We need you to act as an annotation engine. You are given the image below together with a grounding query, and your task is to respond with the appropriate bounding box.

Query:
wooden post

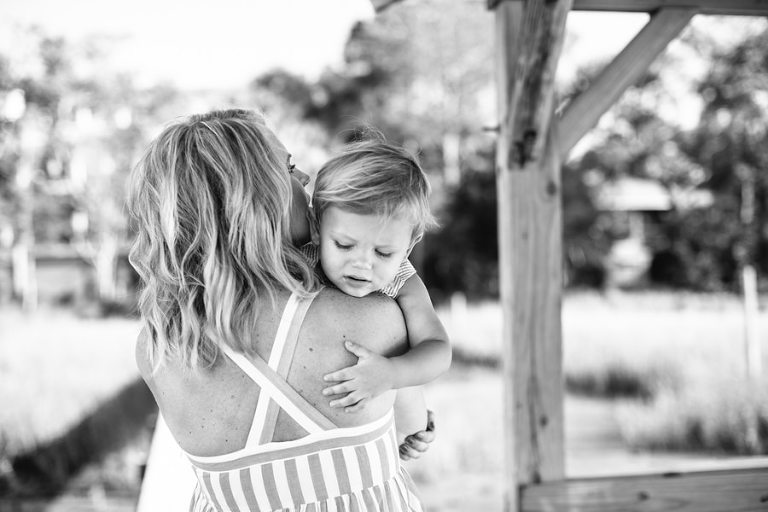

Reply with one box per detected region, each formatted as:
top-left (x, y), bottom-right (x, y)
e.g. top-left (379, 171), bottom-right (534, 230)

top-left (492, 1), bottom-right (570, 510)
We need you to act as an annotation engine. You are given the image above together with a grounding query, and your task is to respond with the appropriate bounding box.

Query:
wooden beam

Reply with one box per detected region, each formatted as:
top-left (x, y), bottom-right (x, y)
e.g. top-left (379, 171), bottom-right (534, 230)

top-left (490, 1), bottom-right (768, 17)
top-left (368, 0), bottom-right (406, 13)
top-left (493, 1), bottom-right (569, 510)
top-left (522, 467), bottom-right (768, 511)
top-left (557, 7), bottom-right (694, 158)
top-left (571, 0), bottom-right (768, 15)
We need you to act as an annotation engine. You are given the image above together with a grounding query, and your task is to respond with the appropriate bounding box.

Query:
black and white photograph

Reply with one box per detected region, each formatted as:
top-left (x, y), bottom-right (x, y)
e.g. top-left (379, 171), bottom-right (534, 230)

top-left (1, 1), bottom-right (767, 511)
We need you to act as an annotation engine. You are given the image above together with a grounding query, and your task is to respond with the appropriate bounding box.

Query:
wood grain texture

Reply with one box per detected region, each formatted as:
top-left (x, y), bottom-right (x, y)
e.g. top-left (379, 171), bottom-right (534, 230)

top-left (572, 0), bottom-right (768, 15)
top-left (499, 0), bottom-right (572, 170)
top-left (494, 2), bottom-right (569, 510)
top-left (557, 7), bottom-right (694, 158)
top-left (489, 0), bottom-right (768, 15)
top-left (368, 0), bottom-right (406, 13)
top-left (522, 468), bottom-right (768, 512)
top-left (494, 5), bottom-right (525, 509)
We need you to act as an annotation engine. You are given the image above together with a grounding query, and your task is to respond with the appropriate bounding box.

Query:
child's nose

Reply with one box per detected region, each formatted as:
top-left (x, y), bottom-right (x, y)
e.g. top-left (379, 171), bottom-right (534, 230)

top-left (352, 251), bottom-right (373, 269)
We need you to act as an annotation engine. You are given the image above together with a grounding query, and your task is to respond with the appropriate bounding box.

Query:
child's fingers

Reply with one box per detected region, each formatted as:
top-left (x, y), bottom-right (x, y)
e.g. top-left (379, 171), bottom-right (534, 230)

top-left (329, 393), bottom-right (362, 409)
top-left (343, 341), bottom-right (373, 359)
top-left (399, 444), bottom-right (421, 460)
top-left (323, 369), bottom-right (351, 383)
top-left (344, 400), bottom-right (367, 413)
top-left (403, 437), bottom-right (429, 452)
top-left (322, 382), bottom-right (355, 396)
top-left (413, 430), bottom-right (435, 443)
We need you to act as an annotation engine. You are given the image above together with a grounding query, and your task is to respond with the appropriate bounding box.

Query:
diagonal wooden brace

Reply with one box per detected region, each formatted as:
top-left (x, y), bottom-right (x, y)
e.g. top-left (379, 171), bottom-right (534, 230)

top-left (557, 7), bottom-right (695, 158)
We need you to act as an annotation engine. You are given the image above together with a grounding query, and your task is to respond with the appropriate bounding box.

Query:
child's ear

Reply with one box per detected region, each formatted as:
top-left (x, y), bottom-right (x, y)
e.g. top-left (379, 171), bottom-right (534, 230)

top-left (406, 233), bottom-right (422, 257)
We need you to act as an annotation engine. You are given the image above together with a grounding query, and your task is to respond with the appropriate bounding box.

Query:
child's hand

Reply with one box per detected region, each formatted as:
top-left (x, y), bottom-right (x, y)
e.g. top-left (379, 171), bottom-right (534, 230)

top-left (399, 410), bottom-right (436, 461)
top-left (322, 341), bottom-right (395, 412)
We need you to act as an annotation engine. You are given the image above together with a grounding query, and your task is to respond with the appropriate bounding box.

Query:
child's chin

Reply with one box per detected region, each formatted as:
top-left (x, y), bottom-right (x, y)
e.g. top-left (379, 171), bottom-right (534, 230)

top-left (337, 283), bottom-right (373, 298)
top-left (343, 288), bottom-right (371, 298)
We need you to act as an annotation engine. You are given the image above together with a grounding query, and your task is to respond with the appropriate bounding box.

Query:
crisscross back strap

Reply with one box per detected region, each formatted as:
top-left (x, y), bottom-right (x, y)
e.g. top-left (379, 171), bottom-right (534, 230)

top-left (243, 293), bottom-right (300, 444)
top-left (219, 292), bottom-right (336, 448)
top-left (220, 344), bottom-right (335, 434)
top-left (258, 291), bottom-right (321, 444)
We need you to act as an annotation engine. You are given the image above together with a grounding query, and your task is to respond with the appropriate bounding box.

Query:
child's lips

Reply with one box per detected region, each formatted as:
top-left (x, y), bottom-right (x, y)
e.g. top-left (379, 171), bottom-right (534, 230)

top-left (345, 275), bottom-right (371, 286)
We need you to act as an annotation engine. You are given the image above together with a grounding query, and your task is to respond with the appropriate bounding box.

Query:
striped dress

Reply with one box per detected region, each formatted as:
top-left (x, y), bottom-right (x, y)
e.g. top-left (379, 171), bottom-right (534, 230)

top-left (185, 292), bottom-right (424, 512)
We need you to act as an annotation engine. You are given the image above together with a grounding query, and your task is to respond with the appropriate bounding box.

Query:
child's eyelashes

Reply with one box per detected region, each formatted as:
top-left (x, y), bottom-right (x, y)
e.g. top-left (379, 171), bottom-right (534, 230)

top-left (331, 240), bottom-right (395, 258)
top-left (334, 241), bottom-right (353, 250)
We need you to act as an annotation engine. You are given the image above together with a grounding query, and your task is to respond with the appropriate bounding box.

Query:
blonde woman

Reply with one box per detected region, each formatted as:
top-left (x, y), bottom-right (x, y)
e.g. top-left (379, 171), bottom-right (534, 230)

top-left (129, 109), bottom-right (432, 511)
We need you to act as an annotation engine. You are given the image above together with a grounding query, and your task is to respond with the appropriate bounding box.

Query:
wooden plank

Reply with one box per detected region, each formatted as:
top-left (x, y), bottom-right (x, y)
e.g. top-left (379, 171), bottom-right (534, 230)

top-left (522, 467), bottom-right (768, 511)
top-left (368, 0), bottom-right (405, 13)
top-left (571, 0), bottom-right (768, 16)
top-left (557, 7), bottom-right (694, 158)
top-left (490, 0), bottom-right (768, 16)
top-left (494, 4), bottom-right (524, 509)
top-left (493, 1), bottom-right (569, 510)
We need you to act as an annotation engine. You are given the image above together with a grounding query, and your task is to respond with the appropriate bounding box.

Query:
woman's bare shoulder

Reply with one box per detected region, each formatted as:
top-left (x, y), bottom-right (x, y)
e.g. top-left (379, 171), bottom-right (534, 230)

top-left (310, 288), bottom-right (408, 356)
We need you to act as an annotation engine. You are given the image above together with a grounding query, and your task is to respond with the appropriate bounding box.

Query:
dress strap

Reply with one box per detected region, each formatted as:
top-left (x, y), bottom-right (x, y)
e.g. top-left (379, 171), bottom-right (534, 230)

top-left (220, 344), bottom-right (335, 437)
top-left (219, 291), bottom-right (337, 447)
top-left (258, 291), bottom-right (321, 444)
top-left (246, 292), bottom-right (299, 444)
top-left (267, 293), bottom-right (300, 370)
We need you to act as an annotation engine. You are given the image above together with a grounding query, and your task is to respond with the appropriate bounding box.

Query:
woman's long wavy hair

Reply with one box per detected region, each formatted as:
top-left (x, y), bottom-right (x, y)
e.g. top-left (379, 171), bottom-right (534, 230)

top-left (127, 109), bottom-right (317, 369)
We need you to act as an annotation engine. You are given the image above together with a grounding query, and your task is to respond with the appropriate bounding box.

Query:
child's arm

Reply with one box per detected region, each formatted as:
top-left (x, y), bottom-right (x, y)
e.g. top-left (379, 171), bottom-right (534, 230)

top-left (390, 273), bottom-right (452, 384)
top-left (322, 274), bottom-right (451, 412)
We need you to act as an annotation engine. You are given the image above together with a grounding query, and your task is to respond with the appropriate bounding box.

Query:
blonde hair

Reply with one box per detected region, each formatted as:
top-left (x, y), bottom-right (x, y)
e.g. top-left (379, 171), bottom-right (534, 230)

top-left (312, 139), bottom-right (437, 242)
top-left (127, 109), bottom-right (317, 369)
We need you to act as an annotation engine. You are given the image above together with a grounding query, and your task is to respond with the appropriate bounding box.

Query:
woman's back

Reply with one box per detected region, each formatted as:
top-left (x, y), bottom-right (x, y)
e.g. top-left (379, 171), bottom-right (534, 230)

top-left (138, 287), bottom-right (409, 456)
top-left (139, 288), bottom-right (423, 511)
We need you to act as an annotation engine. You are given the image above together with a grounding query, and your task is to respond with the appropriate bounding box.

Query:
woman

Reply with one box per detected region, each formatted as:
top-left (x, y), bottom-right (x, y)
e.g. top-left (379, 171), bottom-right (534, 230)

top-left (128, 109), bottom-right (432, 511)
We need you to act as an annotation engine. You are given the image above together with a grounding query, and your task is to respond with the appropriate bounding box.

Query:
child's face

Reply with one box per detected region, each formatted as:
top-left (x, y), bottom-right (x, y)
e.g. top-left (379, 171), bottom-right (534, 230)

top-left (316, 206), bottom-right (413, 298)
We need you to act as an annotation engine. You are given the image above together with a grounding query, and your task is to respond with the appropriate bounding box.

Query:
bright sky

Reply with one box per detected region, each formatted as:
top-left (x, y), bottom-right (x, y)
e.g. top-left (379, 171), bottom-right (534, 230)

top-left (0, 0), bottom-right (765, 100)
top-left (0, 0), bottom-right (375, 90)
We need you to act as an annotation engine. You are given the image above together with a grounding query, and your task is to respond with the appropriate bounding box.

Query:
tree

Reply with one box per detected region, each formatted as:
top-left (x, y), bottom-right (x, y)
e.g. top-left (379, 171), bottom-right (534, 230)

top-left (685, 28), bottom-right (768, 288)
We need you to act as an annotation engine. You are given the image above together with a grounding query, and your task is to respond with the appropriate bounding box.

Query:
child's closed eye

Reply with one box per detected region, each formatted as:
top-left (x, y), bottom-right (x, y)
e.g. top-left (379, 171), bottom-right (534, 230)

top-left (334, 241), bottom-right (353, 250)
top-left (375, 250), bottom-right (394, 259)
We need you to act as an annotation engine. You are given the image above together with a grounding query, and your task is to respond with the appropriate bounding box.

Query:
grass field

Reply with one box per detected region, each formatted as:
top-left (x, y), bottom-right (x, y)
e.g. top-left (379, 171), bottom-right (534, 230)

top-left (0, 307), bottom-right (149, 498)
top-left (0, 309), bottom-right (141, 457)
top-left (1, 290), bottom-right (767, 508)
top-left (441, 290), bottom-right (768, 453)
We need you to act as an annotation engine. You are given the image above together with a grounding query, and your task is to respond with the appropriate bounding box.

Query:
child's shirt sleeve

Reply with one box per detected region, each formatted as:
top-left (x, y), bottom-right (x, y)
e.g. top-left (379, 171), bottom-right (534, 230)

top-left (379, 259), bottom-right (417, 298)
top-left (300, 243), bottom-right (319, 266)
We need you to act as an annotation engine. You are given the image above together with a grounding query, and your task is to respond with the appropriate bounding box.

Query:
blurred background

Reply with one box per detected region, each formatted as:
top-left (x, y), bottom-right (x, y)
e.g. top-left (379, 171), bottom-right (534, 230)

top-left (0, 1), bottom-right (767, 510)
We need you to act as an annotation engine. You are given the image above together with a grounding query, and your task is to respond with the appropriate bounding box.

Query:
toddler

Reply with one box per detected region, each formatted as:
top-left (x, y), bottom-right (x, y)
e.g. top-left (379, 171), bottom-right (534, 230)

top-left (302, 140), bottom-right (452, 412)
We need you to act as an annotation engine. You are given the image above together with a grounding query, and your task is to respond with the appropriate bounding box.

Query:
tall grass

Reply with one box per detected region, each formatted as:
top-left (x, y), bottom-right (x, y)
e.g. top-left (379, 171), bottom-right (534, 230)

top-left (439, 290), bottom-right (768, 454)
top-left (0, 307), bottom-right (148, 496)
top-left (0, 308), bottom-right (141, 455)
top-left (617, 378), bottom-right (768, 455)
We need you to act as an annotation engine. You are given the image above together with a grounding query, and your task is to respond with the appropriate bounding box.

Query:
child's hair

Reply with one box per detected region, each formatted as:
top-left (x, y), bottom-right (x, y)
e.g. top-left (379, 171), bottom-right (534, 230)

top-left (312, 139), bottom-right (437, 242)
top-left (127, 108), bottom-right (318, 369)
